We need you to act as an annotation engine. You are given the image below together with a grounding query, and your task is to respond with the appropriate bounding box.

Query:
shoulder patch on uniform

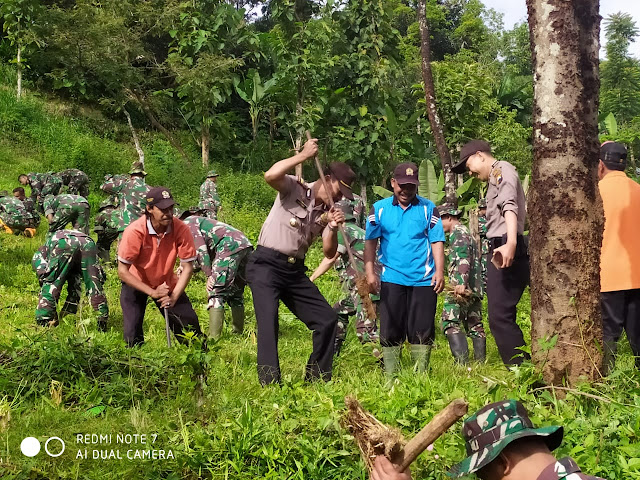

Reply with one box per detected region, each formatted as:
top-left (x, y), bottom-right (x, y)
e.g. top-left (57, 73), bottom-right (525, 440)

top-left (491, 166), bottom-right (503, 186)
top-left (368, 206), bottom-right (376, 225)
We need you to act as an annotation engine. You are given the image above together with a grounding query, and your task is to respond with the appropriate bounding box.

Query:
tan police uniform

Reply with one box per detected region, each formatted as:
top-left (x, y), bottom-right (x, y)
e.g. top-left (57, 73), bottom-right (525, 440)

top-left (247, 175), bottom-right (338, 385)
top-left (485, 159), bottom-right (530, 366)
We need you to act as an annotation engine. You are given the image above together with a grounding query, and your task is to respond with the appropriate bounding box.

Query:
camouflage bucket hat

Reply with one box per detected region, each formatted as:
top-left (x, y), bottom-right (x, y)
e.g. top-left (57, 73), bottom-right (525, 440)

top-left (438, 202), bottom-right (462, 217)
top-left (206, 169), bottom-right (219, 177)
top-left (129, 161), bottom-right (147, 176)
top-left (335, 199), bottom-right (356, 222)
top-left (448, 400), bottom-right (563, 478)
top-left (0, 190), bottom-right (9, 197)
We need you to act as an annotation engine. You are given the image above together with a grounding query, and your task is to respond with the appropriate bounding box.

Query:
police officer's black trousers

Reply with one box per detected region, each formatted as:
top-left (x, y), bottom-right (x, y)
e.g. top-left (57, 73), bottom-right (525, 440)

top-left (601, 289), bottom-right (640, 368)
top-left (246, 247), bottom-right (338, 386)
top-left (486, 248), bottom-right (530, 366)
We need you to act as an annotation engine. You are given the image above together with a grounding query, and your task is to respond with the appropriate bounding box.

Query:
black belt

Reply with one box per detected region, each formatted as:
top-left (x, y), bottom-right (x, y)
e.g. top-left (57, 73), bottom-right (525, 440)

top-left (488, 234), bottom-right (529, 256)
top-left (255, 246), bottom-right (305, 265)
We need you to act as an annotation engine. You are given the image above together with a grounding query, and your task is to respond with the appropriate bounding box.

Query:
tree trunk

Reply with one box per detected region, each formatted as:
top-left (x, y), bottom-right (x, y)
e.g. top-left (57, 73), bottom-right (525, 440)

top-left (126, 89), bottom-right (190, 163)
top-left (124, 107), bottom-right (145, 165)
top-left (360, 179), bottom-right (368, 207)
top-left (17, 45), bottom-right (22, 100)
top-left (526, 0), bottom-right (603, 385)
top-left (201, 120), bottom-right (210, 167)
top-left (417, 0), bottom-right (455, 205)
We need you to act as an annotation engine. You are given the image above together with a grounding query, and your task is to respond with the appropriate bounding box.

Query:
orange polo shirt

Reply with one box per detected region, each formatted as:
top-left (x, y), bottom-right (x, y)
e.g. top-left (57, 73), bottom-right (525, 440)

top-left (599, 171), bottom-right (640, 292)
top-left (118, 215), bottom-right (197, 290)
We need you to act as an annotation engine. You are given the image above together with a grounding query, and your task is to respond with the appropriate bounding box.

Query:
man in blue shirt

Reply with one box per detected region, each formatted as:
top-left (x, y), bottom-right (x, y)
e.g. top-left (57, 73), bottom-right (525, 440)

top-left (364, 162), bottom-right (445, 382)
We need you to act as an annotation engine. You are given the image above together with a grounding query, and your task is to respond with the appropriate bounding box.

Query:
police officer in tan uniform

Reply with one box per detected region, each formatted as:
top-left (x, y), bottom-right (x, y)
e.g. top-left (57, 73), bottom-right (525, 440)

top-left (246, 138), bottom-right (354, 385)
top-left (452, 140), bottom-right (529, 366)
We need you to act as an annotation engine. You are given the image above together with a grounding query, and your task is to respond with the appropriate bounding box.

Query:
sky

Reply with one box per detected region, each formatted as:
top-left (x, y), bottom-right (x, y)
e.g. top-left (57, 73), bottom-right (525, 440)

top-left (482, 0), bottom-right (640, 59)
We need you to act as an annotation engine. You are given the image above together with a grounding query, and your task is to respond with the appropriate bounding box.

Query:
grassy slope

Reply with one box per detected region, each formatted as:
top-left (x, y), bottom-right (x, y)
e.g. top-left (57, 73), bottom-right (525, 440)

top-left (0, 78), bottom-right (639, 480)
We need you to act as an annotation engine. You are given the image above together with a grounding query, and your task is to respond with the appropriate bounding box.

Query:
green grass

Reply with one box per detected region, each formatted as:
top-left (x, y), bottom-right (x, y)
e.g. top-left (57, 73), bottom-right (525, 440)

top-left (0, 70), bottom-right (639, 480)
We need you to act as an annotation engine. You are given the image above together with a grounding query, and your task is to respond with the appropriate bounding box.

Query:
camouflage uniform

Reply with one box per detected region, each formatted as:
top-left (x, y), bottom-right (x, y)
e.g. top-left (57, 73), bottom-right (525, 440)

top-left (442, 223), bottom-right (485, 338)
top-left (478, 205), bottom-right (488, 293)
top-left (94, 198), bottom-right (119, 260)
top-left (19, 196), bottom-right (40, 228)
top-left (198, 174), bottom-right (221, 220)
top-left (44, 194), bottom-right (90, 236)
top-left (100, 171), bottom-right (150, 232)
top-left (182, 215), bottom-right (252, 308)
top-left (32, 230), bottom-right (109, 329)
top-left (0, 193), bottom-right (33, 234)
top-left (26, 172), bottom-right (63, 212)
top-left (449, 399), bottom-right (604, 480)
top-left (331, 219), bottom-right (381, 356)
top-left (338, 193), bottom-right (366, 229)
top-left (58, 168), bottom-right (90, 198)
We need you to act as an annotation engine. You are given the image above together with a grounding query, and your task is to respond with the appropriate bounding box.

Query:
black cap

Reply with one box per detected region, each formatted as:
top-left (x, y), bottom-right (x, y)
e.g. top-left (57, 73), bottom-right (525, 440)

top-left (452, 140), bottom-right (492, 174)
top-left (179, 207), bottom-right (206, 220)
top-left (328, 162), bottom-right (356, 200)
top-left (600, 141), bottom-right (627, 171)
top-left (393, 162), bottom-right (419, 185)
top-left (146, 186), bottom-right (175, 210)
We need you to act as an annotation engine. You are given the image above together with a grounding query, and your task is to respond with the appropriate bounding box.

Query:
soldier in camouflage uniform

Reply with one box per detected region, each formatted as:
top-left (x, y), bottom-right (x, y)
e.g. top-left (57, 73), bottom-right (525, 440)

top-left (57, 168), bottom-right (90, 198)
top-left (43, 193), bottom-right (90, 237)
top-left (438, 203), bottom-right (485, 364)
top-left (100, 162), bottom-right (150, 232)
top-left (32, 230), bottom-right (109, 330)
top-left (310, 199), bottom-right (381, 358)
top-left (94, 198), bottom-right (120, 261)
top-left (478, 197), bottom-right (488, 293)
top-left (0, 190), bottom-right (36, 236)
top-left (198, 170), bottom-right (222, 220)
top-left (447, 399), bottom-right (606, 480)
top-left (340, 192), bottom-right (366, 229)
top-left (12, 187), bottom-right (40, 228)
top-left (18, 172), bottom-right (63, 213)
top-left (373, 399), bottom-right (606, 480)
top-left (180, 209), bottom-right (253, 339)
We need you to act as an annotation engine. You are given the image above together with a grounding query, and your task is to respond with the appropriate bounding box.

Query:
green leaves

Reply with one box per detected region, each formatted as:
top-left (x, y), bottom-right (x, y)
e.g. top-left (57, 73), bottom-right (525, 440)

top-left (418, 159), bottom-right (439, 202)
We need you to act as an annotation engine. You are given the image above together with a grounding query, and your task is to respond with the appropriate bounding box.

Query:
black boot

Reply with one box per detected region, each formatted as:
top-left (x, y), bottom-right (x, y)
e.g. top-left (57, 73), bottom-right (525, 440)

top-left (446, 332), bottom-right (469, 365)
top-left (472, 336), bottom-right (486, 362)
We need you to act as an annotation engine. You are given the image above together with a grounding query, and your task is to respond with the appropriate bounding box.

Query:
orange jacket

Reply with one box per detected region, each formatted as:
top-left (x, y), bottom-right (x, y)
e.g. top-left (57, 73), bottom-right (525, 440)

top-left (599, 171), bottom-right (640, 292)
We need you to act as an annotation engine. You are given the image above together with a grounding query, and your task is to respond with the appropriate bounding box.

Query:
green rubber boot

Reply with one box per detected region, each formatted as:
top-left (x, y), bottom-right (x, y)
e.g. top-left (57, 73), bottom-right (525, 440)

top-left (208, 308), bottom-right (225, 340)
top-left (410, 344), bottom-right (432, 373)
top-left (230, 306), bottom-right (245, 334)
top-left (382, 346), bottom-right (402, 383)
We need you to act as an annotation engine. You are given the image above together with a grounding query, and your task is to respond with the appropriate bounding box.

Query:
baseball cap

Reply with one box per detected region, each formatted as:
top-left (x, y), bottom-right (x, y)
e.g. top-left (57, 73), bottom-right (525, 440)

top-left (448, 400), bottom-right (563, 478)
top-left (393, 162), bottom-right (419, 185)
top-left (452, 140), bottom-right (492, 174)
top-left (600, 141), bottom-right (627, 171)
top-left (328, 162), bottom-right (356, 200)
top-left (146, 186), bottom-right (175, 210)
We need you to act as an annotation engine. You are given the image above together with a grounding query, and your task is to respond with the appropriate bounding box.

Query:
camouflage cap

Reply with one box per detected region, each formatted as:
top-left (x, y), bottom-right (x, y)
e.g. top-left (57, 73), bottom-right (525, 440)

top-left (335, 199), bottom-right (356, 222)
top-left (0, 190), bottom-right (9, 197)
top-left (448, 400), bottom-right (563, 478)
top-left (99, 198), bottom-right (117, 210)
top-left (478, 198), bottom-right (487, 209)
top-left (129, 161), bottom-right (147, 176)
top-left (206, 169), bottom-right (219, 177)
top-left (438, 202), bottom-right (462, 217)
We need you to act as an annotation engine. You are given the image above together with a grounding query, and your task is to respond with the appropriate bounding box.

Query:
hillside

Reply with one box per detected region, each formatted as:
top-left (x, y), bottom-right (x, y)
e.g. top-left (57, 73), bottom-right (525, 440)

top-left (0, 80), bottom-right (638, 480)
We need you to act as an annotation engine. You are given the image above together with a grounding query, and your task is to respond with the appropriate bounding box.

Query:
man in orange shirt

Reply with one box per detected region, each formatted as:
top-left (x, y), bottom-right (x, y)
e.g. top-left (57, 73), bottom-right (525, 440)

top-left (118, 186), bottom-right (202, 346)
top-left (598, 142), bottom-right (640, 373)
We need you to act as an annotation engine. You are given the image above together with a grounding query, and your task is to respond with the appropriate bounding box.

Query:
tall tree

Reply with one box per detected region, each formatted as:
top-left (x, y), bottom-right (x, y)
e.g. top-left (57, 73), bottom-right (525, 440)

top-left (526, 0), bottom-right (603, 385)
top-left (417, 0), bottom-right (455, 204)
top-left (600, 13), bottom-right (640, 124)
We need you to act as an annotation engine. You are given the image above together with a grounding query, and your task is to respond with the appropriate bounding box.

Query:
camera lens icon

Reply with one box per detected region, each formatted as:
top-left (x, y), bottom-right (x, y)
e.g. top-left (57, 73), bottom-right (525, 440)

top-left (20, 437), bottom-right (65, 457)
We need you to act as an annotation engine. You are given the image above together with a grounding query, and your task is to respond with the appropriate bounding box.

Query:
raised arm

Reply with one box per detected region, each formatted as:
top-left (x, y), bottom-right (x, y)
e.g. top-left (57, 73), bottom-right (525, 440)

top-left (264, 139), bottom-right (318, 192)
